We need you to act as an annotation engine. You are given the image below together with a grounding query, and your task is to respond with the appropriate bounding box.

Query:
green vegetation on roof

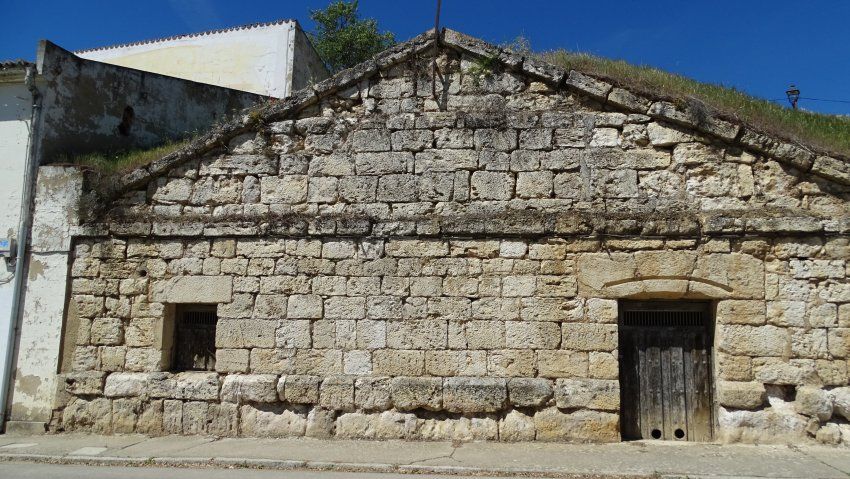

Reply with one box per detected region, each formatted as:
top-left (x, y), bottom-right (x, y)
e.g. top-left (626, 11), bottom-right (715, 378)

top-left (61, 141), bottom-right (189, 176)
top-left (540, 49), bottom-right (850, 158)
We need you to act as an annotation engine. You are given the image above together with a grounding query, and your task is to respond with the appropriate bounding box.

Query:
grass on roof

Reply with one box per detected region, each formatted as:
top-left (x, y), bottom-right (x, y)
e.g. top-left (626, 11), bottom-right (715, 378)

top-left (539, 49), bottom-right (850, 158)
top-left (61, 140), bottom-right (189, 175)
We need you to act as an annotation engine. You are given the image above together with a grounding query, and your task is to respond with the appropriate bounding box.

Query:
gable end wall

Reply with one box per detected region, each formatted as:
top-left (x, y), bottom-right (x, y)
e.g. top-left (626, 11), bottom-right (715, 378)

top-left (54, 42), bottom-right (850, 444)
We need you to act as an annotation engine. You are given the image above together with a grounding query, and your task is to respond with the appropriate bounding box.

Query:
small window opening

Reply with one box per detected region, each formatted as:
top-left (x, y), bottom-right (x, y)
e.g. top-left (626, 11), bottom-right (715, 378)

top-left (173, 305), bottom-right (217, 371)
top-left (118, 106), bottom-right (135, 136)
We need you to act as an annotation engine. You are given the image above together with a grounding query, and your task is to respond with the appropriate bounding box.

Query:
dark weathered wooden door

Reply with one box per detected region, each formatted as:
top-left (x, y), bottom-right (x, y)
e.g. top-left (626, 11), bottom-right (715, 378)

top-left (619, 301), bottom-right (713, 442)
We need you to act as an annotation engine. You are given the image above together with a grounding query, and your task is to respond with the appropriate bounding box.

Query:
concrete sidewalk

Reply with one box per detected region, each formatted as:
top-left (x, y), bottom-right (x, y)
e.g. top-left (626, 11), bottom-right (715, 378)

top-left (0, 433), bottom-right (849, 479)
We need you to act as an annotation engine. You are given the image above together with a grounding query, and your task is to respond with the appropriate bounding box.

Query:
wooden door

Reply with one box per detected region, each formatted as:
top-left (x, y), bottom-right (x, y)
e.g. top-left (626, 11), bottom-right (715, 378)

top-left (619, 302), bottom-right (713, 442)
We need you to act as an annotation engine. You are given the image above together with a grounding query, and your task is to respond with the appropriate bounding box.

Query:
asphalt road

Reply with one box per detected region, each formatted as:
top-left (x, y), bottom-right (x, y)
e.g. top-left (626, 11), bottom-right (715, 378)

top-left (0, 462), bottom-right (549, 479)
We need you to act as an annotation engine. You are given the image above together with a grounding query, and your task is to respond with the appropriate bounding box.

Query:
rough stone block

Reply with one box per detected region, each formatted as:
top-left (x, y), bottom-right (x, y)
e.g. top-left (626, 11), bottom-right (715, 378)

top-left (753, 358), bottom-right (819, 385)
top-left (470, 171), bottom-right (514, 200)
top-left (62, 371), bottom-right (106, 395)
top-left (110, 398), bottom-right (141, 433)
top-left (350, 129), bottom-right (391, 152)
top-left (260, 175), bottom-right (312, 204)
top-left (828, 328), bottom-right (850, 358)
top-left (425, 350), bottom-right (486, 377)
top-left (276, 320), bottom-right (312, 349)
top-left (554, 379), bottom-right (619, 412)
top-left (499, 409), bottom-right (536, 441)
top-left (90, 318), bottom-right (123, 345)
top-left (795, 386), bottom-right (833, 421)
top-left (831, 387), bottom-right (850, 421)
top-left (443, 377), bottom-right (507, 413)
top-left (279, 375), bottom-right (320, 404)
top-left (355, 320), bottom-right (387, 349)
top-left (325, 297), bottom-right (366, 320)
top-left (220, 374), bottom-right (278, 403)
top-left (562, 323), bottom-right (617, 351)
top-left (181, 401), bottom-right (209, 435)
top-left (376, 174), bottom-right (418, 202)
top-left (538, 350), bottom-right (589, 378)
top-left (216, 319), bottom-right (276, 348)
top-left (588, 352), bottom-right (619, 380)
top-left (717, 300), bottom-right (766, 325)
top-left (508, 378), bottom-right (553, 407)
top-left (717, 381), bottom-right (767, 410)
top-left (153, 276), bottom-right (232, 304)
top-left (487, 350), bottom-right (535, 377)
top-left (305, 407), bottom-right (336, 438)
top-left (343, 350), bottom-right (372, 375)
top-left (534, 407), bottom-right (619, 442)
top-left (104, 372), bottom-right (149, 398)
top-left (372, 350), bottom-right (424, 376)
top-left (463, 321), bottom-right (505, 349)
top-left (516, 171), bottom-right (554, 198)
top-left (386, 320), bottom-right (447, 349)
top-left (565, 71), bottom-right (612, 100)
top-left (505, 321), bottom-right (561, 349)
top-left (390, 376), bottom-right (442, 411)
top-left (215, 349), bottom-right (250, 373)
top-left (385, 239), bottom-right (449, 257)
top-left (173, 372), bottom-right (220, 400)
top-left (240, 404), bottom-right (307, 437)
top-left (254, 294), bottom-right (288, 319)
top-left (207, 402), bottom-right (239, 436)
top-left (355, 376), bottom-right (392, 410)
top-left (718, 325), bottom-right (788, 357)
top-left (62, 397), bottom-right (113, 433)
top-left (287, 350), bottom-right (343, 376)
top-left (162, 400), bottom-right (182, 434)
top-left (474, 129), bottom-right (517, 151)
top-left (320, 376), bottom-right (355, 411)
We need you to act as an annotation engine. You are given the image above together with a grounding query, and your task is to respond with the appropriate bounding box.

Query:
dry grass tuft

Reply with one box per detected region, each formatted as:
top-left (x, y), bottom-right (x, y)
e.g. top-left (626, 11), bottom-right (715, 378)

top-left (62, 141), bottom-right (189, 176)
top-left (540, 49), bottom-right (850, 158)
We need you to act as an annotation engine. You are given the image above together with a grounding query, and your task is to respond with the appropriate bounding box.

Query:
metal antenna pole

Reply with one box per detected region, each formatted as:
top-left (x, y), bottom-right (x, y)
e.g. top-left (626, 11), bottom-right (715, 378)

top-left (434, 0), bottom-right (442, 34)
top-left (431, 0), bottom-right (443, 99)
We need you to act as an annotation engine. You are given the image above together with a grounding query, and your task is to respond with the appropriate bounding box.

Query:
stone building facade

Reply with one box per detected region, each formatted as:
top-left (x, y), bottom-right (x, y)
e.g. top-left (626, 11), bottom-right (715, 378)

top-left (54, 30), bottom-right (850, 444)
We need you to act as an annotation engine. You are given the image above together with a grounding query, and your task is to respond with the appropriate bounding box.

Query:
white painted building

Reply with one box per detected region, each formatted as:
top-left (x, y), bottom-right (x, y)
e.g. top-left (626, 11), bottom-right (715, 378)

top-left (77, 20), bottom-right (329, 98)
top-left (0, 61), bottom-right (36, 433)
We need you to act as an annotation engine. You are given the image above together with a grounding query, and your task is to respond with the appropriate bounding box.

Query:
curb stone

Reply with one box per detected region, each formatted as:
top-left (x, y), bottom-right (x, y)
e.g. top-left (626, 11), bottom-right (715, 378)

top-left (0, 453), bottom-right (655, 478)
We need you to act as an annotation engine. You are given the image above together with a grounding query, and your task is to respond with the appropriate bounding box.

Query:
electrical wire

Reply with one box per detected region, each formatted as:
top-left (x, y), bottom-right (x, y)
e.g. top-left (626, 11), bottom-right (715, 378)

top-left (768, 97), bottom-right (850, 104)
top-left (798, 97), bottom-right (850, 104)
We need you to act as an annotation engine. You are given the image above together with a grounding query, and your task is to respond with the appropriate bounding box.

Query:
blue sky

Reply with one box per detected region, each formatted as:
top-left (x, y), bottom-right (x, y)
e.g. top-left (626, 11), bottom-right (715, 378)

top-left (3, 0), bottom-right (849, 114)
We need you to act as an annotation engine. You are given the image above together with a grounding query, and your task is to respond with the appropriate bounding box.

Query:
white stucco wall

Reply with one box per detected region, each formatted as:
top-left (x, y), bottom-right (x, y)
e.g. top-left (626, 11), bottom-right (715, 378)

top-left (0, 82), bottom-right (32, 422)
top-left (8, 166), bottom-right (81, 427)
top-left (77, 21), bottom-right (320, 98)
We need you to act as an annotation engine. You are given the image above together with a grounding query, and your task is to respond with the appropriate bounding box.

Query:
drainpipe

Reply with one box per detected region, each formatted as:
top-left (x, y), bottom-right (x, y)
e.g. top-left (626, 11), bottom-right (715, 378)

top-left (0, 64), bottom-right (43, 431)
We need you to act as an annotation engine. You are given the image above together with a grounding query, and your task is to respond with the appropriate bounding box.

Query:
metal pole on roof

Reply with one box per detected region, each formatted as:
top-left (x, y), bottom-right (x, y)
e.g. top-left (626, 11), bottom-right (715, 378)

top-left (786, 85), bottom-right (801, 110)
top-left (434, 0), bottom-right (442, 35)
top-left (431, 0), bottom-right (443, 99)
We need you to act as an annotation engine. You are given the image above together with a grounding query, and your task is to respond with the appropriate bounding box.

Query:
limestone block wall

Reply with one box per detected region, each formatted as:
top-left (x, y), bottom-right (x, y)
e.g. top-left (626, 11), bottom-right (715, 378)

top-left (54, 45), bottom-right (850, 443)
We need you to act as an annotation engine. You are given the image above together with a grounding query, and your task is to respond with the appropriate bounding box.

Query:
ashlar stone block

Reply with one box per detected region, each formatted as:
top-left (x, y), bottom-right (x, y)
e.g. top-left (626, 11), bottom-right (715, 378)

top-left (443, 377), bottom-right (507, 413)
top-left (391, 377), bottom-right (442, 411)
top-left (279, 375), bottom-right (320, 404)
top-left (470, 171), bottom-right (514, 200)
top-left (220, 374), bottom-right (278, 403)
top-left (319, 376), bottom-right (355, 411)
top-left (554, 378), bottom-right (620, 412)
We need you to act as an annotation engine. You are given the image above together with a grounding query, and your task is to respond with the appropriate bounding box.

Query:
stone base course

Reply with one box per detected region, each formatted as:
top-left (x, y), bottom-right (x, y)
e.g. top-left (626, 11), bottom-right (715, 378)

top-left (59, 372), bottom-right (620, 442)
